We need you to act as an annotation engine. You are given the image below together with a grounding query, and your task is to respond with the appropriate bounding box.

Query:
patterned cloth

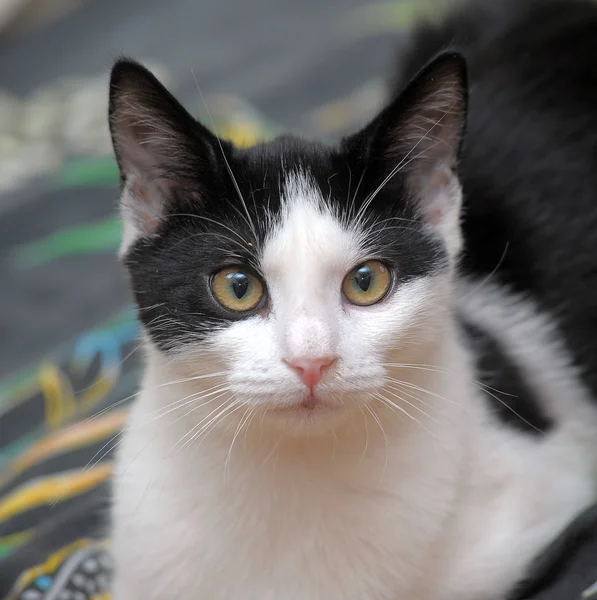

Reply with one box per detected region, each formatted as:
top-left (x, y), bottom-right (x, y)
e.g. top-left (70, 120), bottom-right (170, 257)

top-left (0, 311), bottom-right (135, 598)
top-left (5, 540), bottom-right (112, 600)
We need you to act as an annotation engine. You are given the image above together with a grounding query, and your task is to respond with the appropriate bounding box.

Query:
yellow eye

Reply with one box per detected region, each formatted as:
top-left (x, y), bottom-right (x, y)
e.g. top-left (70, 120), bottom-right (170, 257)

top-left (211, 268), bottom-right (265, 312)
top-left (342, 260), bottom-right (392, 306)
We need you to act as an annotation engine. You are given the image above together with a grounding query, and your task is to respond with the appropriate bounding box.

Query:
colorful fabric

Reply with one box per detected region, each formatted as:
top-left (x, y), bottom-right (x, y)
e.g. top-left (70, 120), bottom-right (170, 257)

top-left (0, 321), bottom-right (131, 597)
top-left (5, 539), bottom-right (112, 600)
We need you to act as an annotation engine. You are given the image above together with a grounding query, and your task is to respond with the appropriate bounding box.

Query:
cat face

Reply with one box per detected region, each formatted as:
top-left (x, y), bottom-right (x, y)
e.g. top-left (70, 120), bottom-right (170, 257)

top-left (109, 53), bottom-right (467, 432)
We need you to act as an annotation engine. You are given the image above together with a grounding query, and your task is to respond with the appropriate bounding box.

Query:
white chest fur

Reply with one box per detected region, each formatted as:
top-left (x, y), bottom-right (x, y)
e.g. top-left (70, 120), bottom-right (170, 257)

top-left (112, 344), bottom-right (474, 600)
top-left (111, 324), bottom-right (597, 600)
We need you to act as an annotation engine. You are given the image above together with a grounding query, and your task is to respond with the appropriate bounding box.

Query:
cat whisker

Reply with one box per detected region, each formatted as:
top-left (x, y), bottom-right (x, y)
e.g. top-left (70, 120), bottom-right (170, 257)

top-left (358, 404), bottom-right (370, 464)
top-left (189, 402), bottom-right (246, 451)
top-left (382, 362), bottom-right (519, 398)
top-left (381, 386), bottom-right (439, 424)
top-left (191, 68), bottom-right (258, 243)
top-left (259, 433), bottom-right (284, 470)
top-left (372, 215), bottom-right (421, 227)
top-left (172, 391), bottom-right (230, 425)
top-left (174, 400), bottom-right (243, 454)
top-left (117, 393), bottom-right (231, 480)
top-left (457, 241), bottom-right (510, 303)
top-left (372, 391), bottom-right (418, 427)
top-left (61, 340), bottom-right (144, 415)
top-left (243, 405), bottom-right (261, 455)
top-left (147, 383), bottom-right (229, 417)
top-left (163, 212), bottom-right (251, 248)
top-left (374, 392), bottom-right (441, 447)
top-left (118, 435), bottom-right (159, 480)
top-left (469, 386), bottom-right (544, 434)
top-left (345, 162), bottom-right (353, 210)
top-left (367, 223), bottom-right (428, 238)
top-left (225, 405), bottom-right (258, 475)
top-left (348, 164), bottom-right (368, 223)
top-left (81, 387), bottom-right (230, 477)
top-left (152, 389), bottom-right (231, 427)
top-left (384, 381), bottom-right (435, 410)
top-left (355, 139), bottom-right (443, 228)
top-left (52, 388), bottom-right (227, 509)
top-left (72, 371), bottom-right (228, 431)
top-left (80, 431), bottom-right (123, 475)
top-left (353, 108), bottom-right (452, 226)
top-left (385, 376), bottom-right (464, 411)
top-left (169, 398), bottom-right (231, 453)
top-left (137, 302), bottom-right (167, 312)
top-left (363, 402), bottom-right (390, 485)
top-left (386, 371), bottom-right (543, 432)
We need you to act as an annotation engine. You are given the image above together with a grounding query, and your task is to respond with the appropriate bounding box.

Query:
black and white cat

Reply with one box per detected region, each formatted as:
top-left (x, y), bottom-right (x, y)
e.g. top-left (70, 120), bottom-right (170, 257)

top-left (108, 0), bottom-right (597, 598)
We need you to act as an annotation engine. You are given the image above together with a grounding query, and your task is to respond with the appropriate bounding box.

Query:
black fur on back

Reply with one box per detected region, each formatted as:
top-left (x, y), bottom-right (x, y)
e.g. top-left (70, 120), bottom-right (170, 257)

top-left (392, 0), bottom-right (597, 400)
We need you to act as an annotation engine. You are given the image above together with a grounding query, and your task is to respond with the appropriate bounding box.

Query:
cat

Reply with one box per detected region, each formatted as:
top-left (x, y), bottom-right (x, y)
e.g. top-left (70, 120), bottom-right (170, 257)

top-left (108, 0), bottom-right (597, 598)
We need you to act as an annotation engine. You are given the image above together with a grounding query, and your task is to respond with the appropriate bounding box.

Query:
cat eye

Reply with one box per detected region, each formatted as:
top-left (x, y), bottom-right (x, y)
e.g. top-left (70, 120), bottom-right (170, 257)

top-left (342, 260), bottom-right (392, 306)
top-left (211, 268), bottom-right (265, 312)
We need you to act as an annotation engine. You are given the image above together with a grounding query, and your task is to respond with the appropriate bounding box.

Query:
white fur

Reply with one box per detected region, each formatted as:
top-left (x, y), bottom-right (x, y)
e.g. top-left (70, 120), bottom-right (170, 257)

top-left (416, 165), bottom-right (463, 259)
top-left (112, 172), bottom-right (597, 600)
top-left (119, 175), bottom-right (169, 257)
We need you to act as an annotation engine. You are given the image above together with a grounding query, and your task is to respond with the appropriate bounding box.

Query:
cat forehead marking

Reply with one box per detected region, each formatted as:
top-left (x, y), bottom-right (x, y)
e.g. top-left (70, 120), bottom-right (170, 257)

top-left (260, 172), bottom-right (362, 277)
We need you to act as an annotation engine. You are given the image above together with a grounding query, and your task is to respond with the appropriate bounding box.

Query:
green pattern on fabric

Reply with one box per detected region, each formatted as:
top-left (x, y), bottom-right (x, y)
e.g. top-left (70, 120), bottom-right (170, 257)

top-left (58, 157), bottom-right (120, 188)
top-left (12, 217), bottom-right (122, 269)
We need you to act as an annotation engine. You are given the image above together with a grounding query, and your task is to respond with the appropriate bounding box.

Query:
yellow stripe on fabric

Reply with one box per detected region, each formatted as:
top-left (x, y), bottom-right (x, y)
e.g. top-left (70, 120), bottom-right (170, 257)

top-left (80, 373), bottom-right (118, 410)
top-left (0, 529), bottom-right (34, 558)
top-left (0, 464), bottom-right (112, 522)
top-left (38, 362), bottom-right (77, 428)
top-left (8, 409), bottom-right (127, 478)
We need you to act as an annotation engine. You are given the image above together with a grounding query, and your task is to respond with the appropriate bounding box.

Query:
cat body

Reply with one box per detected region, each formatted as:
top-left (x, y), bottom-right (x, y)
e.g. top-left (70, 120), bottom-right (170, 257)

top-left (109, 1), bottom-right (597, 598)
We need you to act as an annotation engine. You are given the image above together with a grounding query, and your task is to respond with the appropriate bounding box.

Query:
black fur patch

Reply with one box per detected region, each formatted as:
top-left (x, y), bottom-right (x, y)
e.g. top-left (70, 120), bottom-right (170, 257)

top-left (459, 319), bottom-right (553, 435)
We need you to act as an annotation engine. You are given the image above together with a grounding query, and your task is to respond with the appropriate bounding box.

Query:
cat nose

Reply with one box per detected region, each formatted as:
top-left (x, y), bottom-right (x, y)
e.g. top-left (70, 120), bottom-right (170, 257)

top-left (286, 357), bottom-right (336, 389)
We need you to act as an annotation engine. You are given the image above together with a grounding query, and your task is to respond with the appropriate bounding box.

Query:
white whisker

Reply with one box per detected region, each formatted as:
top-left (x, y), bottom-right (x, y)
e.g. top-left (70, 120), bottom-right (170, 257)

top-left (374, 391), bottom-right (439, 445)
top-left (353, 107), bottom-right (454, 226)
top-left (382, 386), bottom-right (439, 424)
top-left (358, 405), bottom-right (370, 464)
top-left (191, 69), bottom-right (258, 243)
top-left (363, 402), bottom-right (389, 485)
top-left (225, 405), bottom-right (257, 475)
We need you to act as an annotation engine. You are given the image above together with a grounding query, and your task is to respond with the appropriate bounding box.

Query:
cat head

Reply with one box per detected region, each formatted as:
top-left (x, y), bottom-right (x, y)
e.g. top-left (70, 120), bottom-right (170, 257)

top-left (109, 53), bottom-right (467, 434)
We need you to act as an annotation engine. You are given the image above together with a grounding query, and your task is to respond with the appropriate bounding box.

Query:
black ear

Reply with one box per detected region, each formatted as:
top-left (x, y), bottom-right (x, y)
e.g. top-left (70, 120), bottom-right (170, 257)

top-left (376, 51), bottom-right (466, 173)
top-left (108, 59), bottom-right (219, 254)
top-left (358, 52), bottom-right (468, 256)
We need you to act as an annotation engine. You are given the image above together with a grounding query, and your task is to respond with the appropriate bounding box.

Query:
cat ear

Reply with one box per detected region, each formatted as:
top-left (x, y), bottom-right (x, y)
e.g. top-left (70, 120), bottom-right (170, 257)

top-left (367, 51), bottom-right (467, 257)
top-left (109, 59), bottom-right (218, 256)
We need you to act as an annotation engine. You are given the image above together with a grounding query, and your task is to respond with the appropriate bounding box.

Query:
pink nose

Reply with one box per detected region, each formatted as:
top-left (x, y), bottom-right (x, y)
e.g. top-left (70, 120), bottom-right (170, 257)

top-left (286, 357), bottom-right (336, 389)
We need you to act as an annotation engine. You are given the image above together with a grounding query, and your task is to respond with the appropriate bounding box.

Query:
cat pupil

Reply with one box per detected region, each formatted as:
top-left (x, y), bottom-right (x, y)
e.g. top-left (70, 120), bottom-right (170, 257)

top-left (355, 266), bottom-right (372, 292)
top-left (229, 273), bottom-right (249, 299)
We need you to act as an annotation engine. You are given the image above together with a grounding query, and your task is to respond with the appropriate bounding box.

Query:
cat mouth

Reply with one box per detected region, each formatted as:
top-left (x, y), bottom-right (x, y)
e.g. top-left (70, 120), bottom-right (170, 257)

top-left (298, 394), bottom-right (318, 410)
top-left (269, 392), bottom-right (340, 414)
